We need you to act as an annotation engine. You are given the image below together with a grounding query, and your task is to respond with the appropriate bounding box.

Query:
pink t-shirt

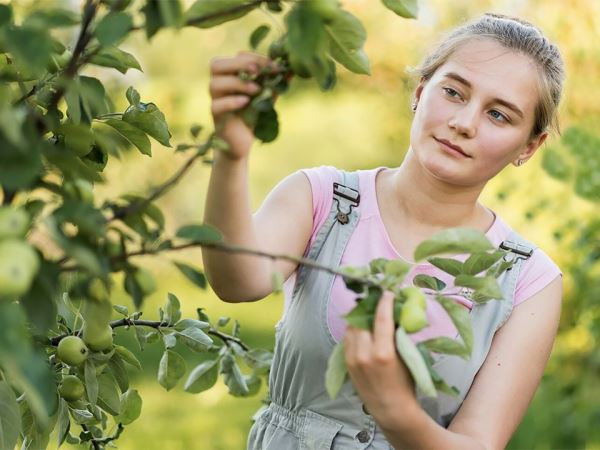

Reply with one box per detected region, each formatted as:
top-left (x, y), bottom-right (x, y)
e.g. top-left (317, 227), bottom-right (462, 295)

top-left (283, 165), bottom-right (562, 344)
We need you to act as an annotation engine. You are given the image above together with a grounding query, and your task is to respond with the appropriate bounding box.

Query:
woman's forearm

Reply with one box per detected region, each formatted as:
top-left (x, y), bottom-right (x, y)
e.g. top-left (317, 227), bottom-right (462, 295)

top-left (377, 395), bottom-right (487, 450)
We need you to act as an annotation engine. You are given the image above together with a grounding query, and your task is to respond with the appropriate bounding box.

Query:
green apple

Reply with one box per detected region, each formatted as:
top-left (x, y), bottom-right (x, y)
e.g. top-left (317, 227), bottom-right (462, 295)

top-left (57, 336), bottom-right (89, 366)
top-left (400, 299), bottom-right (428, 333)
top-left (59, 375), bottom-right (85, 402)
top-left (0, 206), bottom-right (30, 239)
top-left (403, 286), bottom-right (427, 309)
top-left (83, 323), bottom-right (114, 352)
top-left (306, 0), bottom-right (340, 21)
top-left (0, 240), bottom-right (40, 298)
top-left (87, 278), bottom-right (109, 302)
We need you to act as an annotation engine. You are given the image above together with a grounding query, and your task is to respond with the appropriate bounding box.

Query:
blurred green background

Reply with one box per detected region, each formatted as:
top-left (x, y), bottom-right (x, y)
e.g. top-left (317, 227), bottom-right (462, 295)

top-left (33, 0), bottom-right (600, 448)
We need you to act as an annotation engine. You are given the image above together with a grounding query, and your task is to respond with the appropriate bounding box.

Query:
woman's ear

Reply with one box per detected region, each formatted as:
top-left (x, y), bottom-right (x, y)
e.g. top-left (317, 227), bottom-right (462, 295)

top-left (514, 132), bottom-right (548, 166)
top-left (413, 77), bottom-right (426, 106)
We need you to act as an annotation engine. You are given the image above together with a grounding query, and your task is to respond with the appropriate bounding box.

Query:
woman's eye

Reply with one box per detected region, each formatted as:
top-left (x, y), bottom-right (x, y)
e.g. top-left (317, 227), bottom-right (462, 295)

top-left (489, 110), bottom-right (509, 122)
top-left (443, 87), bottom-right (461, 98)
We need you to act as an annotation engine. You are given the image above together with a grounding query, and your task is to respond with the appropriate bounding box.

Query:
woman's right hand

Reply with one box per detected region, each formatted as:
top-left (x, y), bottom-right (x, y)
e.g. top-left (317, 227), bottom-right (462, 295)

top-left (209, 51), bottom-right (279, 161)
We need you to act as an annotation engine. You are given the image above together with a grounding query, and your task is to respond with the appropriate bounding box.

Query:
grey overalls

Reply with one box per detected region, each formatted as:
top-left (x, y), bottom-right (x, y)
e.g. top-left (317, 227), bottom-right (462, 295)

top-left (248, 169), bottom-right (536, 449)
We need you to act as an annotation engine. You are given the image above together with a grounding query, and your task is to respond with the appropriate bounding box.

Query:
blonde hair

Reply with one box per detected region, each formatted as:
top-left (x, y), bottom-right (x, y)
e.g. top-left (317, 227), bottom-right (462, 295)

top-left (413, 13), bottom-right (565, 138)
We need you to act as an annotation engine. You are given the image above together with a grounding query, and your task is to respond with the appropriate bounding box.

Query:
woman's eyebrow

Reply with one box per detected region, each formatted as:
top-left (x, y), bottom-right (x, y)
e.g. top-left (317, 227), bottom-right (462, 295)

top-left (442, 71), bottom-right (525, 119)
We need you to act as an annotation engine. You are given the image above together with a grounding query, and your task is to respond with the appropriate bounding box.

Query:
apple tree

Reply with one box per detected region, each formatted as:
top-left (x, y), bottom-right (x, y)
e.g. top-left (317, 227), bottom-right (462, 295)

top-left (0, 1), bottom-right (515, 449)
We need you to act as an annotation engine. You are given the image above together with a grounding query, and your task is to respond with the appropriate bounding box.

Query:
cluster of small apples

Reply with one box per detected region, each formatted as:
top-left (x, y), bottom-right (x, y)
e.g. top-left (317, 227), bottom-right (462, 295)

top-left (55, 323), bottom-right (114, 402)
top-left (0, 206), bottom-right (40, 301)
top-left (398, 287), bottom-right (428, 333)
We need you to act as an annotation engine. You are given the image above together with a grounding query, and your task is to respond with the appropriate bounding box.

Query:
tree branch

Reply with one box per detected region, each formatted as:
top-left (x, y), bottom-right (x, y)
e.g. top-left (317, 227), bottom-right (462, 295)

top-left (107, 136), bottom-right (214, 222)
top-left (49, 318), bottom-right (250, 351)
top-left (46, 0), bottom-right (99, 114)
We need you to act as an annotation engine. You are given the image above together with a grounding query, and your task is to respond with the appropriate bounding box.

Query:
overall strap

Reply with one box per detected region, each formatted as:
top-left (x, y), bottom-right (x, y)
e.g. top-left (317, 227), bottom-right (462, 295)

top-left (425, 230), bottom-right (539, 427)
top-left (290, 169), bottom-right (361, 302)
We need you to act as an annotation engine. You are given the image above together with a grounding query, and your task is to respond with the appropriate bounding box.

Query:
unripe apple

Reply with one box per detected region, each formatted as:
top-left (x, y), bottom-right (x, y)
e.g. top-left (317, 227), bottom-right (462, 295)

top-left (0, 240), bottom-right (40, 299)
top-left (57, 336), bottom-right (89, 366)
top-left (83, 323), bottom-right (114, 352)
top-left (400, 299), bottom-right (428, 333)
top-left (0, 206), bottom-right (30, 240)
top-left (59, 375), bottom-right (85, 402)
top-left (403, 286), bottom-right (427, 309)
top-left (306, 0), bottom-right (340, 21)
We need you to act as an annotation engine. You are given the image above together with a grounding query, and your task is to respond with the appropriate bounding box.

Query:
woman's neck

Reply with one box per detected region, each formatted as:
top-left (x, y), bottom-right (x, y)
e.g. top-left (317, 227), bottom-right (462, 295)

top-left (387, 151), bottom-right (493, 233)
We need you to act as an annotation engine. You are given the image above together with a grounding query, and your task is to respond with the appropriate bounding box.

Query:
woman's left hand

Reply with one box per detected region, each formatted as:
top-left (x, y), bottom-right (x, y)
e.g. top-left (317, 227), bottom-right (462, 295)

top-left (343, 291), bottom-right (418, 425)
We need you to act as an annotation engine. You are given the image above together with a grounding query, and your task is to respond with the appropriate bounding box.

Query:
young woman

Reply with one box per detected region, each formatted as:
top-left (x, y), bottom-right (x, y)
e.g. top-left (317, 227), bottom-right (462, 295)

top-left (202, 13), bottom-right (564, 450)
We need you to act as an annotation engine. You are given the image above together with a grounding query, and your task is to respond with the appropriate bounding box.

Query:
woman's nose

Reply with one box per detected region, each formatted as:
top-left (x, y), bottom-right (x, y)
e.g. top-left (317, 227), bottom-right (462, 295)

top-left (448, 106), bottom-right (478, 138)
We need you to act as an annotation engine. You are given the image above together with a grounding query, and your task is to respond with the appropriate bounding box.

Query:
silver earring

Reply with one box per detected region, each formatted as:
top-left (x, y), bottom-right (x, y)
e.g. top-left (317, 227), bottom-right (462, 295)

top-left (411, 102), bottom-right (417, 112)
top-left (516, 159), bottom-right (524, 166)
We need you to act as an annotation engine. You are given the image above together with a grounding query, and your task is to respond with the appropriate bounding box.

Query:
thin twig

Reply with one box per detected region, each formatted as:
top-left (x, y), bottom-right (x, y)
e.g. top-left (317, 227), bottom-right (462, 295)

top-left (107, 137), bottom-right (213, 222)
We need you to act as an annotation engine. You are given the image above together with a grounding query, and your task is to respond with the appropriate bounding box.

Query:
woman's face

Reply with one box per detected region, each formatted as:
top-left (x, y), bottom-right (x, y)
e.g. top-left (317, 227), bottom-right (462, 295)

top-left (409, 38), bottom-right (546, 187)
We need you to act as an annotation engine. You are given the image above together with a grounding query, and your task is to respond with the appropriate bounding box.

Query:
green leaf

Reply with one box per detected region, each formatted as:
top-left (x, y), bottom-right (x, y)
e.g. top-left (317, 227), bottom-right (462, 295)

top-left (89, 46), bottom-right (142, 74)
top-left (126, 86), bottom-right (141, 107)
top-left (414, 228), bottom-right (493, 261)
top-left (114, 345), bottom-right (142, 371)
top-left (80, 76), bottom-right (110, 121)
top-left (117, 390), bottom-right (142, 425)
top-left (163, 332), bottom-right (177, 349)
top-left (421, 337), bottom-right (470, 359)
top-left (253, 107), bottom-right (279, 143)
top-left (158, 0), bottom-right (183, 27)
top-left (324, 10), bottom-right (370, 75)
top-left (20, 400), bottom-right (51, 449)
top-left (158, 350), bottom-right (187, 391)
top-left (97, 372), bottom-right (122, 415)
top-left (23, 8), bottom-right (79, 28)
top-left (381, 0), bottom-right (418, 18)
top-left (4, 26), bottom-right (52, 72)
top-left (428, 257), bottom-right (463, 276)
top-left (176, 223), bottom-right (222, 243)
top-left (176, 327), bottom-right (213, 352)
top-left (123, 102), bottom-right (171, 147)
top-left (435, 295), bottom-right (473, 354)
top-left (243, 349), bottom-right (273, 376)
top-left (184, 358), bottom-right (219, 393)
top-left (56, 399), bottom-right (70, 448)
top-left (250, 24), bottom-right (270, 49)
top-left (454, 275), bottom-right (503, 302)
top-left (395, 327), bottom-right (436, 397)
top-left (59, 123), bottom-right (94, 157)
top-left (113, 304), bottom-right (128, 316)
top-left (108, 354), bottom-right (129, 393)
top-left (174, 261), bottom-right (207, 288)
top-left (413, 274), bottom-right (446, 291)
top-left (325, 342), bottom-right (348, 399)
top-left (0, 4), bottom-right (13, 27)
top-left (84, 359), bottom-right (99, 406)
top-left (0, 381), bottom-right (21, 450)
top-left (95, 12), bottom-right (133, 46)
top-left (163, 292), bottom-right (182, 325)
top-left (220, 353), bottom-right (249, 396)
top-left (463, 251), bottom-right (505, 276)
top-left (184, 0), bottom-right (258, 28)
top-left (0, 303), bottom-right (57, 427)
top-left (174, 318), bottom-right (210, 331)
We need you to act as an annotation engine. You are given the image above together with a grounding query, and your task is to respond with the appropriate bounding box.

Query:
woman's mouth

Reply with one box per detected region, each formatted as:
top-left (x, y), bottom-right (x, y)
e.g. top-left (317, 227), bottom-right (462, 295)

top-left (434, 138), bottom-right (471, 158)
